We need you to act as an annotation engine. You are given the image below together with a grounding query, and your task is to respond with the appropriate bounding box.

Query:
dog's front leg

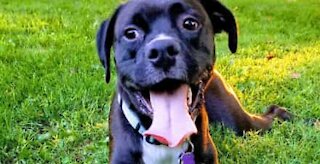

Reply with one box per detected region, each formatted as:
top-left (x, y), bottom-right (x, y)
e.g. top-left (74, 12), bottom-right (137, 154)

top-left (204, 70), bottom-right (292, 135)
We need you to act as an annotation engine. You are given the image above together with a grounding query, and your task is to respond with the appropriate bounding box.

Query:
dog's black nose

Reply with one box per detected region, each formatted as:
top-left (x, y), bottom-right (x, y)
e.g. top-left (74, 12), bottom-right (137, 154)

top-left (146, 39), bottom-right (181, 69)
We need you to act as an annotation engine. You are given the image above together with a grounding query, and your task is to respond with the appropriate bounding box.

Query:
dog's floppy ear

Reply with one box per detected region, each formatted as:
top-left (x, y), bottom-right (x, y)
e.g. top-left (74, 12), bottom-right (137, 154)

top-left (200, 0), bottom-right (238, 53)
top-left (96, 6), bottom-right (122, 83)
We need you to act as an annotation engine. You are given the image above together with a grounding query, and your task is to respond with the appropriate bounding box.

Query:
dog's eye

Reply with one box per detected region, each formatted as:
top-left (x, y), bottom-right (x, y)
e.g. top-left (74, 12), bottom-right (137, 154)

top-left (124, 28), bottom-right (139, 40)
top-left (183, 18), bottom-right (200, 31)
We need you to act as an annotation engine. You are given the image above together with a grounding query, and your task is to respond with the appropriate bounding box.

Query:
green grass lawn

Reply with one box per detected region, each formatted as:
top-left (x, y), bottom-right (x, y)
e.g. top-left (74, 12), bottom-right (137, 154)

top-left (0, 0), bottom-right (319, 163)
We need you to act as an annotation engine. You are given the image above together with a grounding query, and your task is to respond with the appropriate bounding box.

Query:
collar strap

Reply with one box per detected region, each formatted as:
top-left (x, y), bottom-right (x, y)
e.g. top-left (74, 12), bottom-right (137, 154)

top-left (188, 67), bottom-right (213, 119)
top-left (118, 94), bottom-right (162, 145)
top-left (118, 94), bottom-right (146, 134)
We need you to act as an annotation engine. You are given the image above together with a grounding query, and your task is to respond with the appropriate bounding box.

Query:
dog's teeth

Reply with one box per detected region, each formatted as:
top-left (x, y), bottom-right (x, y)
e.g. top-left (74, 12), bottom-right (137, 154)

top-left (188, 88), bottom-right (192, 106)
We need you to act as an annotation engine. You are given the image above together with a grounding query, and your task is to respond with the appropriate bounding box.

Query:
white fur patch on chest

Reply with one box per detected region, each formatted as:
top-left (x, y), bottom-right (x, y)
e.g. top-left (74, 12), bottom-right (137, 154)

top-left (142, 139), bottom-right (188, 164)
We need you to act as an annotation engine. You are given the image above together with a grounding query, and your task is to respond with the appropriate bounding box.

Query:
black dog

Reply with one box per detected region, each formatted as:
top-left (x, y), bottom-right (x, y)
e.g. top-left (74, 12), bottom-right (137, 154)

top-left (96, 0), bottom-right (292, 163)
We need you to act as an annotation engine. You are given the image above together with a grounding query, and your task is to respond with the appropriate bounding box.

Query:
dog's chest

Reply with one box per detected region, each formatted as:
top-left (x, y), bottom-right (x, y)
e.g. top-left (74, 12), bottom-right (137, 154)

top-left (142, 140), bottom-right (188, 164)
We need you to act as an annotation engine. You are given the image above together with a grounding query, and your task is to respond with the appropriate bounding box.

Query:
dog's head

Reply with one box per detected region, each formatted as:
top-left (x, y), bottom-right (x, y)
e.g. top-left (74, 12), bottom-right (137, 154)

top-left (97, 0), bottom-right (237, 147)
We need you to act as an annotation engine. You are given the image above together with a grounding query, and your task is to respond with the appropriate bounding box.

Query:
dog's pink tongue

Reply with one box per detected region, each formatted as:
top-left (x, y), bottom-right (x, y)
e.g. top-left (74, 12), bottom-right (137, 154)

top-left (144, 84), bottom-right (197, 147)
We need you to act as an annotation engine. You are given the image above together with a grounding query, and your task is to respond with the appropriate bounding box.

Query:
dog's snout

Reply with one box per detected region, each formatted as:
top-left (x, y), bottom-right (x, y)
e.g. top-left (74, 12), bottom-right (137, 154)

top-left (148, 43), bottom-right (179, 59)
top-left (146, 39), bottom-right (181, 69)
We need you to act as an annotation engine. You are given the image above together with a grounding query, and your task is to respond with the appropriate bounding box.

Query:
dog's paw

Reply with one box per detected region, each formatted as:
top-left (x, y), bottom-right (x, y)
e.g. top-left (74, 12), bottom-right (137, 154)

top-left (265, 104), bottom-right (293, 121)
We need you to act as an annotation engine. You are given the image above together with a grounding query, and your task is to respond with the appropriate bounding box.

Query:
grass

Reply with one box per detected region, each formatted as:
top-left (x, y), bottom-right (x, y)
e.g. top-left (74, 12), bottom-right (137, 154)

top-left (0, 0), bottom-right (319, 163)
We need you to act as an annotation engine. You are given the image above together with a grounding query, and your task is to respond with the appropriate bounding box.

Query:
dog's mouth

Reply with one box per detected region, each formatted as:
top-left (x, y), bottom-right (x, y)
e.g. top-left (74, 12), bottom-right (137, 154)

top-left (136, 80), bottom-right (193, 110)
top-left (131, 78), bottom-right (206, 147)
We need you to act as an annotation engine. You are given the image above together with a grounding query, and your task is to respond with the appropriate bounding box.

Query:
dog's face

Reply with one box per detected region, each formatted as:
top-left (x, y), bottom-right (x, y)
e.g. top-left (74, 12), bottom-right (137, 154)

top-left (97, 0), bottom-right (237, 147)
top-left (114, 0), bottom-right (214, 89)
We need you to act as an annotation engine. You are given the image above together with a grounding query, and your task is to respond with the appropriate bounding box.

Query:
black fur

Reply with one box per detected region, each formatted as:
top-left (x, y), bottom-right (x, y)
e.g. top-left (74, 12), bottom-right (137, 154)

top-left (96, 0), bottom-right (291, 163)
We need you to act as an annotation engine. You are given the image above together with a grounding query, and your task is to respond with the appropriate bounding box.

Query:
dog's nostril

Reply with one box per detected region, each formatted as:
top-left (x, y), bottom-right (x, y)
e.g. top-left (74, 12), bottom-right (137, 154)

top-left (148, 49), bottom-right (159, 60)
top-left (167, 45), bottom-right (179, 57)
